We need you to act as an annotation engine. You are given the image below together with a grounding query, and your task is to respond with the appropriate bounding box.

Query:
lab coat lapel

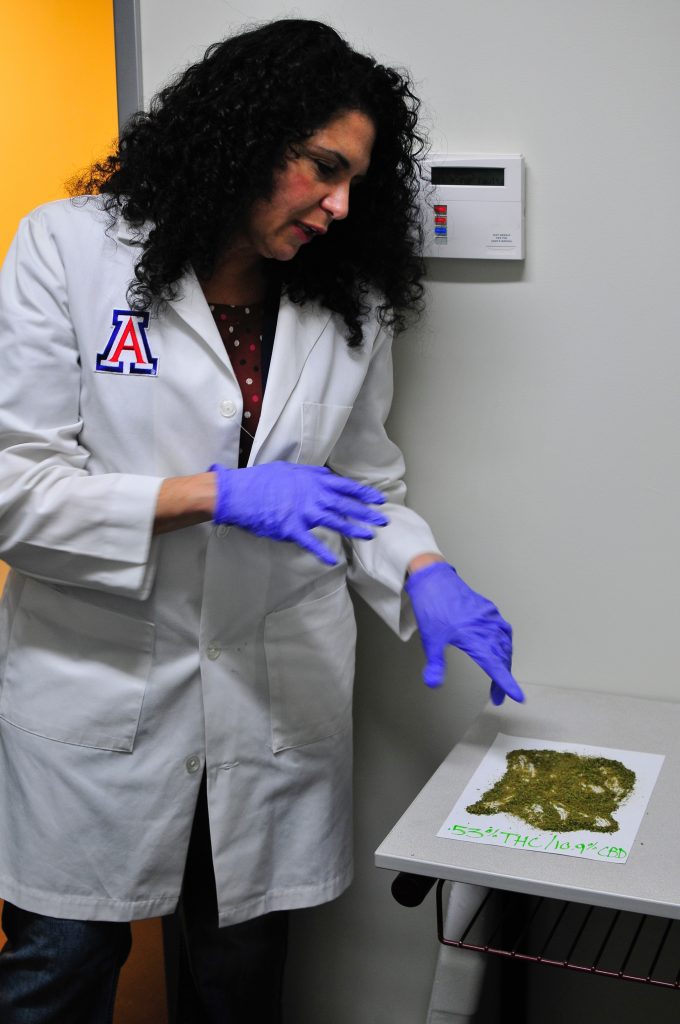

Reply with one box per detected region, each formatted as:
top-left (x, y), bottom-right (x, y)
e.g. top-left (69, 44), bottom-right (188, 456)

top-left (114, 217), bottom-right (329, 453)
top-left (115, 218), bottom-right (234, 378)
top-left (250, 295), bottom-right (331, 464)
top-left (166, 270), bottom-right (237, 376)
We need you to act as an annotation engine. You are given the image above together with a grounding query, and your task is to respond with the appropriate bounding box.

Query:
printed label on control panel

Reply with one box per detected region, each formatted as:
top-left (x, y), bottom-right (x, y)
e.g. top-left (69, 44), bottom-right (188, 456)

top-left (488, 231), bottom-right (514, 247)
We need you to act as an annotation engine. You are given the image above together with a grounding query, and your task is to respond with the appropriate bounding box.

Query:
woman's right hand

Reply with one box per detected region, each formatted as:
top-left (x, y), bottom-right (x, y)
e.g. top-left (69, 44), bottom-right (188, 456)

top-left (211, 461), bottom-right (389, 564)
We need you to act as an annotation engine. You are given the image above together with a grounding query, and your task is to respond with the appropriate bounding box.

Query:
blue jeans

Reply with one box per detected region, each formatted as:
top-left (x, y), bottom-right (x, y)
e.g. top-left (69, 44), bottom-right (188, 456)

top-left (0, 903), bottom-right (131, 1023)
top-left (0, 778), bottom-right (288, 1024)
top-left (170, 773), bottom-right (288, 1023)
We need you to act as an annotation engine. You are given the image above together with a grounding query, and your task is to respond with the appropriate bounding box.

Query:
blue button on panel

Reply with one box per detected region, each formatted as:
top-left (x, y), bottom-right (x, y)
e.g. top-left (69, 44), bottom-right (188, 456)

top-left (434, 226), bottom-right (447, 236)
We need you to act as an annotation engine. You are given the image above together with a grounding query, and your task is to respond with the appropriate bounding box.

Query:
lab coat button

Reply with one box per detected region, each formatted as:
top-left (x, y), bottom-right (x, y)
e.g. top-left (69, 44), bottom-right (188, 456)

top-left (185, 755), bottom-right (201, 774)
top-left (220, 399), bottom-right (237, 418)
top-left (216, 525), bottom-right (228, 538)
top-left (207, 645), bottom-right (221, 660)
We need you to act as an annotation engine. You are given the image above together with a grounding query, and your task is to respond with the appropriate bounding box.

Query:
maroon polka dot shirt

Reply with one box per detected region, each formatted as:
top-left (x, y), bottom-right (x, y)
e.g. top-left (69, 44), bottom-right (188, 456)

top-left (210, 302), bottom-right (264, 467)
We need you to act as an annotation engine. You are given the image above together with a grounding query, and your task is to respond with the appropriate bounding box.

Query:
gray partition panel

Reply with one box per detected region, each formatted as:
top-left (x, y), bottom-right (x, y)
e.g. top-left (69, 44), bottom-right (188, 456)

top-left (113, 0), bottom-right (143, 130)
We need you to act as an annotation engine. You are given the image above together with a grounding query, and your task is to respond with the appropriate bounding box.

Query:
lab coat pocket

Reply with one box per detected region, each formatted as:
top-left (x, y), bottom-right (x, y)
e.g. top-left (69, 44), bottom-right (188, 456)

top-left (264, 583), bottom-right (357, 752)
top-left (298, 403), bottom-right (353, 466)
top-left (0, 578), bottom-right (154, 752)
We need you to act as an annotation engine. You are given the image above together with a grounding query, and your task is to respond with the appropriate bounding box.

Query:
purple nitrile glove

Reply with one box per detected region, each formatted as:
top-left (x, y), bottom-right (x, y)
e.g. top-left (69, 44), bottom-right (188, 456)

top-left (210, 461), bottom-right (389, 565)
top-left (404, 562), bottom-right (524, 705)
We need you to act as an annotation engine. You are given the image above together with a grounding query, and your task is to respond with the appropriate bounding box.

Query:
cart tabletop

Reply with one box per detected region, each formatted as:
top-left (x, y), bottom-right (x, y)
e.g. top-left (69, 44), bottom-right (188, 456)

top-left (375, 684), bottom-right (680, 919)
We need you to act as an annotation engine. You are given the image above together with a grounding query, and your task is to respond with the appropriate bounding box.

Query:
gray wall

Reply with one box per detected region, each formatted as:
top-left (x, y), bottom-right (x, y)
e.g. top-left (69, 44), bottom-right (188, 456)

top-left (138, 2), bottom-right (680, 1020)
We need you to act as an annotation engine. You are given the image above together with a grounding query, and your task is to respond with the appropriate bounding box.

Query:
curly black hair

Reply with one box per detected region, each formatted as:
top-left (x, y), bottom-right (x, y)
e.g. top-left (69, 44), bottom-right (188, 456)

top-left (72, 19), bottom-right (427, 346)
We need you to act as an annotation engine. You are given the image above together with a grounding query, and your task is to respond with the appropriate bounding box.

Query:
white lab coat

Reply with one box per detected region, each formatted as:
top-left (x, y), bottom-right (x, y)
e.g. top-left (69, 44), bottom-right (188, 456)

top-left (0, 198), bottom-right (440, 925)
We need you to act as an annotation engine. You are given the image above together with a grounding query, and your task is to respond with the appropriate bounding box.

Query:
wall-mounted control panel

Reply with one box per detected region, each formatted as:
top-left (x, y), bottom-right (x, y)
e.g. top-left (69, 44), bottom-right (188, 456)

top-left (421, 153), bottom-right (525, 259)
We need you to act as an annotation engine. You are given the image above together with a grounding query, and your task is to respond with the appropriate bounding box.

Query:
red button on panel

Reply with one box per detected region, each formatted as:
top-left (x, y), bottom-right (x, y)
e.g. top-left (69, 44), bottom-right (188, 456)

top-left (434, 216), bottom-right (447, 225)
top-left (434, 204), bottom-right (447, 214)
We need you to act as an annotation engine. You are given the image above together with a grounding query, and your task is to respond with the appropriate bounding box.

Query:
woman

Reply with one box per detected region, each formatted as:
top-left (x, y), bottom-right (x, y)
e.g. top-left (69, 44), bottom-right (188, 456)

top-left (0, 19), bottom-right (523, 1023)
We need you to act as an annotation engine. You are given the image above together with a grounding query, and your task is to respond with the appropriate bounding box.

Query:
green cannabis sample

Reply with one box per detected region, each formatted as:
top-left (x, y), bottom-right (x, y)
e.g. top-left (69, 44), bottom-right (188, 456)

top-left (466, 748), bottom-right (636, 834)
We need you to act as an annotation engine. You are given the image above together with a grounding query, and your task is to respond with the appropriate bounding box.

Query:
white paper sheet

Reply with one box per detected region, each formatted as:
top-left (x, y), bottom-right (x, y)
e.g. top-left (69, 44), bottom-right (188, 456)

top-left (437, 734), bottom-right (664, 864)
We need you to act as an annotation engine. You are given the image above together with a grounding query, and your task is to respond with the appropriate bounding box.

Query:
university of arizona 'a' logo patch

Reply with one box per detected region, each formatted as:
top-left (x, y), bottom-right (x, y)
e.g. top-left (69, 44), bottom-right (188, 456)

top-left (96, 310), bottom-right (158, 375)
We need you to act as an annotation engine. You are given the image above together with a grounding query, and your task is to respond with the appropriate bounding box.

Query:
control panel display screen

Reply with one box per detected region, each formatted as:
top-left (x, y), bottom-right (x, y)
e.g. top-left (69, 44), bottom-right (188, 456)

top-left (431, 166), bottom-right (505, 187)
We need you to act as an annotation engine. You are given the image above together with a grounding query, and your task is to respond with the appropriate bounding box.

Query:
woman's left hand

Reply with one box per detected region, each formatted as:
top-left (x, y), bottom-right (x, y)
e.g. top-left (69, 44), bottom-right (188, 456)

top-left (404, 562), bottom-right (525, 705)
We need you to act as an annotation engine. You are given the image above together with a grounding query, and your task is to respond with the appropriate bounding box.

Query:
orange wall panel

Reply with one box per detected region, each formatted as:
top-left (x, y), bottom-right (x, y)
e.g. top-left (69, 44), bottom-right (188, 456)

top-left (0, 0), bottom-right (119, 259)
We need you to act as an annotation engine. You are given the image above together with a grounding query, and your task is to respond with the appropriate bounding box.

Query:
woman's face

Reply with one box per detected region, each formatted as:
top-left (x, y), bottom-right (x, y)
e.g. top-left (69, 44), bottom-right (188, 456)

top-left (242, 109), bottom-right (376, 262)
